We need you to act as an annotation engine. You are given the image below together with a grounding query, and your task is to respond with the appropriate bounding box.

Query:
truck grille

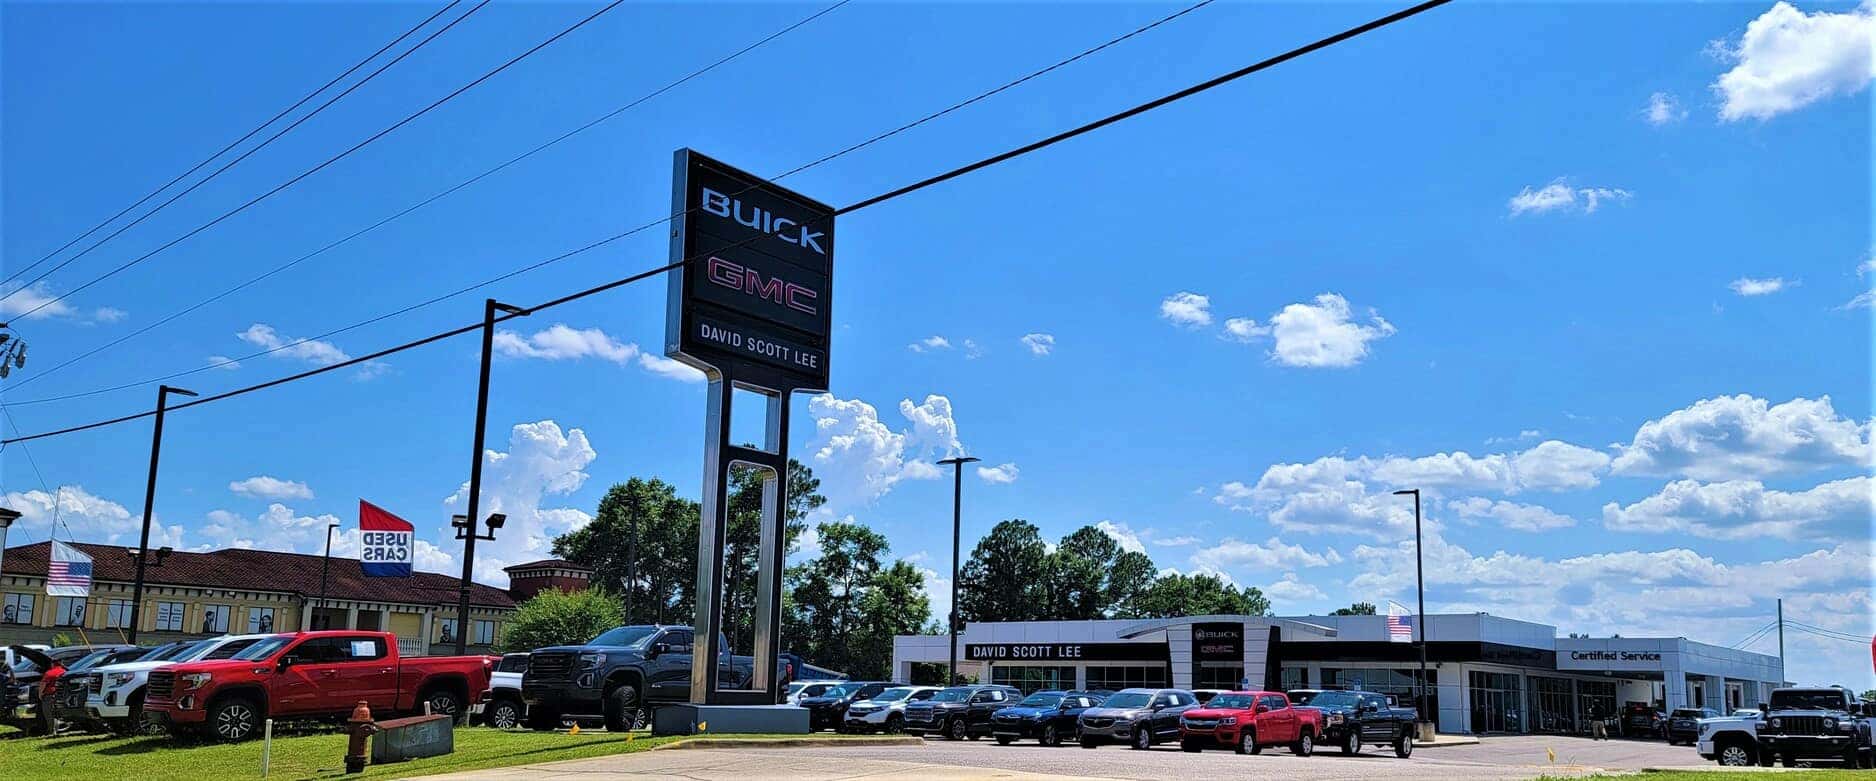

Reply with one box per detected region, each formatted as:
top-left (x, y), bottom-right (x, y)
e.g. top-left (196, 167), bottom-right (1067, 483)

top-left (147, 672), bottom-right (175, 701)
top-left (1770, 716), bottom-right (1828, 735)
top-left (1183, 718), bottom-right (1219, 730)
top-left (87, 675), bottom-right (103, 695)
top-left (904, 704), bottom-right (935, 722)
top-left (528, 652), bottom-right (575, 684)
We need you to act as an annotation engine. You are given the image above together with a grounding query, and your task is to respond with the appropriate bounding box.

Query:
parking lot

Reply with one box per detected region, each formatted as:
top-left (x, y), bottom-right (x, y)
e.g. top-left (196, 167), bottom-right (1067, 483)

top-left (429, 734), bottom-right (1719, 780)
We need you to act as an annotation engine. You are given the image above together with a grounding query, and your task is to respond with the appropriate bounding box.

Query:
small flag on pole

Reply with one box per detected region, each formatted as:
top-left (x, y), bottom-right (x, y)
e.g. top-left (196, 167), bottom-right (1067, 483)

top-left (359, 500), bottom-right (414, 578)
top-left (46, 541), bottom-right (94, 597)
top-left (1387, 601), bottom-right (1415, 643)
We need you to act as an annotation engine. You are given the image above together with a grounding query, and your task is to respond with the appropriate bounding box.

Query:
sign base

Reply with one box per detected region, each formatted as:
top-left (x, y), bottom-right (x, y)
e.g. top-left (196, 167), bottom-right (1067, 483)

top-left (651, 703), bottom-right (809, 736)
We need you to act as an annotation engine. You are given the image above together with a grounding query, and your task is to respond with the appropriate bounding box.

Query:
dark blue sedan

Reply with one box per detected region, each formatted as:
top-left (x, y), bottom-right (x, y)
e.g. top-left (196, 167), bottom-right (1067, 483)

top-left (990, 690), bottom-right (1106, 747)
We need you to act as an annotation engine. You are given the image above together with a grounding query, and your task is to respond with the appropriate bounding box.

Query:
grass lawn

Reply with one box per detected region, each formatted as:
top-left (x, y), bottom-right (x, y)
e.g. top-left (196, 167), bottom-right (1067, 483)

top-left (0, 724), bottom-right (857, 781)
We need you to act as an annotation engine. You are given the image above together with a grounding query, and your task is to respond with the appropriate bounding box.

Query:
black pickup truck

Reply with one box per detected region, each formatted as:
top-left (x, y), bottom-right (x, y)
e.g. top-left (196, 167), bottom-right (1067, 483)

top-left (1757, 687), bottom-right (1874, 768)
top-left (1295, 689), bottom-right (1418, 758)
top-left (521, 625), bottom-right (778, 731)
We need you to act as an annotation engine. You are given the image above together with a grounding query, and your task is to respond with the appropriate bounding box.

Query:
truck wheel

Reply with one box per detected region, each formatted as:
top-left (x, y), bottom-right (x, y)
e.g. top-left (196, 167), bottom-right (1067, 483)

top-left (209, 696), bottom-right (262, 742)
top-left (487, 699), bottom-right (523, 729)
top-left (604, 685), bottom-right (642, 733)
top-left (947, 719), bottom-right (968, 741)
top-left (1238, 729), bottom-right (1261, 755)
top-left (423, 688), bottom-right (465, 723)
top-left (1395, 731), bottom-right (1413, 758)
top-left (1291, 731), bottom-right (1314, 756)
top-left (1716, 740), bottom-right (1753, 767)
top-left (1342, 731), bottom-right (1361, 755)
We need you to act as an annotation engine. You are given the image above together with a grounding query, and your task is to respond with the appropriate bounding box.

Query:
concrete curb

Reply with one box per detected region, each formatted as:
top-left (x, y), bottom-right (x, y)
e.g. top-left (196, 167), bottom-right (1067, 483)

top-left (653, 736), bottom-right (925, 751)
top-left (1414, 735), bottom-right (1481, 748)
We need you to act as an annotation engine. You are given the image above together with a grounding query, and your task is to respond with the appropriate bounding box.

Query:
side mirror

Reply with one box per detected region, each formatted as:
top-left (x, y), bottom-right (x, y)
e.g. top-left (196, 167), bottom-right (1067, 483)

top-left (1758, 702), bottom-right (1768, 713)
top-left (1254, 705), bottom-right (1271, 714)
top-left (277, 655), bottom-right (299, 670)
top-left (647, 643), bottom-right (668, 658)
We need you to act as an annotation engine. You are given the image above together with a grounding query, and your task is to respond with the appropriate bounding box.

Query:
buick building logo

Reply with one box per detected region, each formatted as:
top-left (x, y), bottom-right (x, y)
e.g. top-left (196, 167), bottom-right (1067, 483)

top-left (699, 187), bottom-right (827, 255)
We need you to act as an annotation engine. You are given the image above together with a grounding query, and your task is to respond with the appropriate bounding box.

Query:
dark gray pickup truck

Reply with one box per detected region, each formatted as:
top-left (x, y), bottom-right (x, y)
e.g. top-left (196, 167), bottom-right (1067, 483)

top-left (520, 625), bottom-right (772, 731)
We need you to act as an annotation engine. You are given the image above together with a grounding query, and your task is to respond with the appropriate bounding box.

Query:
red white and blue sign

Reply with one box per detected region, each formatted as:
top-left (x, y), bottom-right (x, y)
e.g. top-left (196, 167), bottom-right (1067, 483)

top-left (46, 541), bottom-right (94, 597)
top-left (359, 500), bottom-right (414, 578)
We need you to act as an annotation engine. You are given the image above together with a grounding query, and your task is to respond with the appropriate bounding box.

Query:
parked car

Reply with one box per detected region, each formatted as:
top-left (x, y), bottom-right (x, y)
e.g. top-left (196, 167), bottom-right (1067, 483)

top-left (1301, 688), bottom-right (1417, 757)
top-left (902, 684), bottom-right (1020, 740)
top-left (522, 625), bottom-right (782, 732)
top-left (799, 680), bottom-right (891, 732)
top-left (786, 679), bottom-right (843, 706)
top-left (147, 630), bottom-right (494, 741)
top-left (1696, 708), bottom-right (1762, 767)
top-left (1622, 701), bottom-right (1667, 738)
top-left (843, 685), bottom-right (939, 734)
top-left (1287, 688), bottom-right (1325, 706)
top-left (1666, 707), bottom-right (1720, 745)
top-left (40, 646), bottom-right (152, 734)
top-left (990, 690), bottom-right (1103, 746)
top-left (90, 635), bottom-right (272, 735)
top-left (1179, 690), bottom-right (1324, 755)
top-left (1757, 686), bottom-right (1874, 768)
top-left (474, 652), bottom-right (531, 729)
top-left (1, 644), bottom-right (113, 729)
top-left (1077, 687), bottom-right (1199, 750)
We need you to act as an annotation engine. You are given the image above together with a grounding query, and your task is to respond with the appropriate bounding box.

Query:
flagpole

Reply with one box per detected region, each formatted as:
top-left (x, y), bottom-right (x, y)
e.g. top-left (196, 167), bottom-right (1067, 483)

top-left (1394, 487), bottom-right (1429, 731)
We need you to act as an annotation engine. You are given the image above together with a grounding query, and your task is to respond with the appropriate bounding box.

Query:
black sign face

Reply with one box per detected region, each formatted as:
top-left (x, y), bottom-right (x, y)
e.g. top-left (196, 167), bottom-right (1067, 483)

top-left (1192, 622), bottom-right (1243, 662)
top-left (965, 642), bottom-right (1169, 663)
top-left (666, 149), bottom-right (834, 391)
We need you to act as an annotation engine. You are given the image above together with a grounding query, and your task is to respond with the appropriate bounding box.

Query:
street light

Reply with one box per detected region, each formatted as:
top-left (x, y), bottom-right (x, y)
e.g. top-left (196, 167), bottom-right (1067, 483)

top-left (456, 298), bottom-right (527, 655)
top-left (129, 385), bottom-right (195, 643)
top-left (937, 455), bottom-right (980, 686)
top-left (1393, 487), bottom-right (1429, 730)
top-left (0, 323), bottom-right (27, 380)
top-left (317, 522), bottom-right (340, 628)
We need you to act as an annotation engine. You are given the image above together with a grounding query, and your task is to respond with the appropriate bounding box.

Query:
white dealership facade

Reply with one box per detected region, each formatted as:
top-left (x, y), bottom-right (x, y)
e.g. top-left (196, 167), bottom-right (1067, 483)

top-left (892, 612), bottom-right (1784, 735)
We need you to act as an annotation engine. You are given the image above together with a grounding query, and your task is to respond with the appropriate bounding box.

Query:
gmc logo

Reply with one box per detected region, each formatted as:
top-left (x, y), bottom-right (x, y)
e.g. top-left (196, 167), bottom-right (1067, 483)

top-left (700, 187), bottom-right (827, 255)
top-left (706, 257), bottom-right (818, 315)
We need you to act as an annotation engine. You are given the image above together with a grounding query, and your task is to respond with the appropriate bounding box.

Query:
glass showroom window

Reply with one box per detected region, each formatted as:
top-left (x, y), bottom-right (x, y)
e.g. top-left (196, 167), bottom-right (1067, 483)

top-left (992, 665), bottom-right (1076, 693)
top-left (248, 607), bottom-right (277, 633)
top-left (2, 593), bottom-right (33, 624)
top-left (1195, 664), bottom-right (1243, 690)
top-left (473, 620), bottom-right (496, 645)
top-left (1280, 666), bottom-right (1308, 691)
top-left (1469, 670), bottom-right (1525, 733)
top-left (154, 601), bottom-right (186, 632)
top-left (104, 599), bottom-right (134, 629)
top-left (1085, 665), bottom-right (1168, 691)
top-left (54, 597), bottom-right (86, 626)
top-left (1323, 667), bottom-right (1438, 717)
top-left (437, 618), bottom-right (458, 643)
top-left (201, 604), bottom-right (231, 633)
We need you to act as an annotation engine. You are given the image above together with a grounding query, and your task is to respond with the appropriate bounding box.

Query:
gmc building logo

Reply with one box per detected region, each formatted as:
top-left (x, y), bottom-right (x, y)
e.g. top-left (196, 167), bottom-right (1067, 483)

top-left (705, 256), bottom-right (818, 315)
top-left (700, 187), bottom-right (827, 256)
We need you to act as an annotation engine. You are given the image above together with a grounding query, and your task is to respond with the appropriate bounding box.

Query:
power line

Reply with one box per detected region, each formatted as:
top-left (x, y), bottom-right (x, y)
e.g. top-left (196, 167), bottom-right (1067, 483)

top-left (1731, 620), bottom-right (1777, 649)
top-left (1787, 623), bottom-right (1871, 646)
top-left (0, 0), bottom-right (1454, 445)
top-left (6, 0), bottom-right (627, 322)
top-left (4, 0), bottom-right (1192, 399)
top-left (0, 407), bottom-right (74, 543)
top-left (0, 1), bottom-right (468, 292)
top-left (1, 0), bottom-right (859, 400)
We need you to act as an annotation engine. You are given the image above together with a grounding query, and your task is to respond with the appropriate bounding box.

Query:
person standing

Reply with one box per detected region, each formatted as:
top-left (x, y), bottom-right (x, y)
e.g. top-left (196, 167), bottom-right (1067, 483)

top-left (1590, 702), bottom-right (1608, 740)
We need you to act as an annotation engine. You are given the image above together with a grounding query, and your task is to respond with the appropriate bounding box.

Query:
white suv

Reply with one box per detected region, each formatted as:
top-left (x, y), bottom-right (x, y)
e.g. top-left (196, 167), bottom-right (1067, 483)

top-left (842, 685), bottom-right (939, 733)
top-left (88, 634), bottom-right (271, 734)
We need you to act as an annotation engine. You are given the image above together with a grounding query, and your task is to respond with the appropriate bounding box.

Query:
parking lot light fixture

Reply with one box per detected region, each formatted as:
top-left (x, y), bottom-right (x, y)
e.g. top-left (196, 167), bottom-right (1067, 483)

top-left (1393, 487), bottom-right (1429, 727)
top-left (937, 455), bottom-right (980, 686)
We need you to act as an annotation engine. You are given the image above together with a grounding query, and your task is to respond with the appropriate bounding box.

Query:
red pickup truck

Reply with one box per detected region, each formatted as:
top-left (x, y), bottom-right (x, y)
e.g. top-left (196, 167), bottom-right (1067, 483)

top-left (146, 631), bottom-right (493, 741)
top-left (1178, 690), bottom-right (1325, 755)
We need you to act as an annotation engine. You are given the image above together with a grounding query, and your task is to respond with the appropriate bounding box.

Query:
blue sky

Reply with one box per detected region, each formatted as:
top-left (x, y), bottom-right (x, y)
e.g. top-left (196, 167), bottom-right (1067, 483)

top-left (1, 1), bottom-right (1870, 688)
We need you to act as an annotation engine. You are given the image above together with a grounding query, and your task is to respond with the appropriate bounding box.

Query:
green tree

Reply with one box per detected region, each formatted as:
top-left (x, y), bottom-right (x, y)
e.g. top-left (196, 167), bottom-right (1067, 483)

top-left (957, 519), bottom-right (1051, 623)
top-left (783, 521), bottom-right (930, 678)
top-left (1862, 689), bottom-right (1876, 702)
top-left (721, 461), bottom-right (824, 652)
top-left (1123, 572), bottom-right (1272, 619)
top-left (1034, 525), bottom-right (1159, 620)
top-left (499, 588), bottom-right (624, 652)
top-left (1332, 602), bottom-right (1377, 616)
top-left (553, 478), bottom-right (697, 625)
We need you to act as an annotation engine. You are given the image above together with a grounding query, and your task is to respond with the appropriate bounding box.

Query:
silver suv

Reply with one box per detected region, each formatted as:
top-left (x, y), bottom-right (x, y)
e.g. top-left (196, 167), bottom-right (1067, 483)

top-left (1077, 687), bottom-right (1198, 750)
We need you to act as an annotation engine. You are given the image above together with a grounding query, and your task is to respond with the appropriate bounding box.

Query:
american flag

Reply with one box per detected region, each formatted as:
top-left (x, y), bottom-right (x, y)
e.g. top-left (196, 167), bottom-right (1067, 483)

top-left (46, 541), bottom-right (94, 597)
top-left (1386, 601), bottom-right (1414, 643)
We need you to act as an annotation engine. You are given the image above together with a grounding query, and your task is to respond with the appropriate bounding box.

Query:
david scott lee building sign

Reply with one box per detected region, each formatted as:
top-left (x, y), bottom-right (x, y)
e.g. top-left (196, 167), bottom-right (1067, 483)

top-left (665, 149), bottom-right (835, 391)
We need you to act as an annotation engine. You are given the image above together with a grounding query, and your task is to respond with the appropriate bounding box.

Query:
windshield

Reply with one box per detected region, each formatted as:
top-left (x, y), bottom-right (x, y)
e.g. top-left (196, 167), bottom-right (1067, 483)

top-left (1732, 709), bottom-right (1760, 717)
top-left (8, 655), bottom-right (39, 673)
top-left (932, 688), bottom-right (972, 703)
top-left (1102, 692), bottom-right (1151, 709)
top-left (140, 642), bottom-right (191, 662)
top-left (1770, 691), bottom-right (1850, 711)
top-left (1018, 693), bottom-right (1062, 707)
top-left (1289, 690), bottom-right (1319, 705)
top-left (1310, 691), bottom-right (1362, 708)
top-left (589, 626), bottom-right (658, 648)
top-left (1209, 694), bottom-right (1256, 709)
top-left (497, 655), bottom-right (530, 673)
top-left (875, 687), bottom-right (915, 702)
top-left (67, 650), bottom-right (113, 671)
top-left (801, 683), bottom-right (833, 697)
top-left (824, 683), bottom-right (863, 698)
top-left (1671, 709), bottom-right (1705, 718)
top-left (170, 640), bottom-right (222, 662)
top-left (232, 637), bottom-right (292, 661)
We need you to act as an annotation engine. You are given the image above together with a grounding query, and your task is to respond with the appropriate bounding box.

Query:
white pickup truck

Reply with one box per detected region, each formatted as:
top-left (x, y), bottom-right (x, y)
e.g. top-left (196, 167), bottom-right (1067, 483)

top-left (1696, 708), bottom-right (1762, 766)
top-left (85, 634), bottom-right (271, 734)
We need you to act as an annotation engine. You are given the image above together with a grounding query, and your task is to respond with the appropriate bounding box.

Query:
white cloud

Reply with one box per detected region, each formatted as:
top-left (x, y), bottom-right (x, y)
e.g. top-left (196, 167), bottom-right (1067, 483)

top-left (1510, 440), bottom-right (1615, 491)
top-left (1093, 520), bottom-right (1147, 554)
top-left (1601, 475), bottom-right (1873, 540)
top-left (443, 420), bottom-right (597, 584)
top-left (206, 356), bottom-right (241, 370)
top-left (92, 307), bottom-right (127, 324)
top-left (1643, 91), bottom-right (1688, 125)
top-left (1020, 333), bottom-right (1055, 356)
top-left (1228, 293), bottom-right (1396, 368)
top-left (1191, 536), bottom-right (1334, 573)
top-left (0, 282), bottom-right (77, 320)
top-left (976, 462), bottom-right (1020, 484)
top-left (806, 393), bottom-right (964, 511)
top-left (1711, 1), bottom-right (1875, 121)
top-left (1159, 292), bottom-right (1213, 327)
top-left (228, 475), bottom-right (313, 501)
top-left (907, 336), bottom-right (952, 353)
top-left (1507, 179), bottom-right (1633, 216)
top-left (636, 353), bottom-right (707, 383)
top-left (918, 563), bottom-right (953, 630)
top-left (1266, 573), bottom-right (1327, 603)
top-left (1486, 429), bottom-right (1544, 446)
top-left (237, 323), bottom-right (350, 365)
top-left (1154, 535), bottom-right (1201, 547)
top-left (1840, 291), bottom-right (1874, 310)
top-left (493, 324), bottom-right (636, 363)
top-left (1449, 496), bottom-right (1578, 531)
top-left (1, 484), bottom-right (183, 547)
top-left (1611, 394), bottom-right (1873, 480)
top-left (1729, 276), bottom-right (1792, 296)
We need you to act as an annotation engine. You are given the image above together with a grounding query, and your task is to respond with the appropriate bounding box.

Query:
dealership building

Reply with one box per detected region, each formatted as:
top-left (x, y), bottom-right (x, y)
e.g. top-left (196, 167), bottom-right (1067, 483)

top-left (893, 612), bottom-right (1785, 735)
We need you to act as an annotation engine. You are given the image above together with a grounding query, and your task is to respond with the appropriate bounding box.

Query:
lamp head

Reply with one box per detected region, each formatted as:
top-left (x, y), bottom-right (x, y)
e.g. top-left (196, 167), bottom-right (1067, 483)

top-left (485, 513), bottom-right (507, 530)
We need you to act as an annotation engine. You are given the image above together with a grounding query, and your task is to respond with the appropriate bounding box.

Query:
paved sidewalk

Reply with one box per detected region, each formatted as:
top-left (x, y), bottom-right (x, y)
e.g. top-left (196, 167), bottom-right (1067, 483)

top-left (416, 749), bottom-right (1112, 780)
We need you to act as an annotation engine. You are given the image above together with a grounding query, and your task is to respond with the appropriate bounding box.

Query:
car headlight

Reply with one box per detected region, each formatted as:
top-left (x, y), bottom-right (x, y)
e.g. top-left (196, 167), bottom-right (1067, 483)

top-left (106, 673), bottom-right (136, 687)
top-left (1824, 718), bottom-right (1839, 730)
top-left (1768, 717), bottom-right (1781, 729)
top-left (1328, 713), bottom-right (1345, 724)
top-left (179, 673), bottom-right (213, 690)
top-left (577, 652), bottom-right (606, 669)
top-left (1220, 716), bottom-right (1238, 726)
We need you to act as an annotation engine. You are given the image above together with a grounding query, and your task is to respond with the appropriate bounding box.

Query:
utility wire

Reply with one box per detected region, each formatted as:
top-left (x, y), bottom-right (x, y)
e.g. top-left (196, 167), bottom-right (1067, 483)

top-left (6, 0), bottom-right (626, 322)
top-left (1789, 620), bottom-right (1870, 643)
top-left (2, 0), bottom-right (859, 400)
top-left (0, 0), bottom-right (1454, 445)
top-left (0, 406), bottom-right (73, 543)
top-left (0, 1), bottom-right (466, 292)
top-left (1787, 623), bottom-right (1872, 646)
top-left (1731, 621), bottom-right (1777, 649)
top-left (3, 0), bottom-right (1189, 399)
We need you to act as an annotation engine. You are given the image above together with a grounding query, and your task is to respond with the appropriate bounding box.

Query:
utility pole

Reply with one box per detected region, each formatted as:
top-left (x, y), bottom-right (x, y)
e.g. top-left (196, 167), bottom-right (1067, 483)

top-left (455, 298), bottom-right (526, 654)
top-left (1394, 488), bottom-right (1429, 726)
top-left (937, 455), bottom-right (979, 686)
top-left (317, 522), bottom-right (339, 628)
top-left (1776, 597), bottom-right (1785, 684)
top-left (129, 384), bottom-right (195, 643)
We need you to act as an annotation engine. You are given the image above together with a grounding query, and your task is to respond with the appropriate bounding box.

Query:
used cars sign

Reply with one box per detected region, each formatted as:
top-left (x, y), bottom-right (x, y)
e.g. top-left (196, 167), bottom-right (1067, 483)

top-left (666, 149), bottom-right (835, 392)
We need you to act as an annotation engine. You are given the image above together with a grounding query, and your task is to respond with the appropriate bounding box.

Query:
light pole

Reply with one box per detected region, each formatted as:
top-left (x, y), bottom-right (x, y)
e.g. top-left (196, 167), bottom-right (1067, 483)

top-left (1393, 488), bottom-right (1428, 728)
top-left (452, 512), bottom-right (506, 651)
top-left (937, 455), bottom-right (979, 685)
top-left (456, 297), bottom-right (526, 655)
top-left (317, 522), bottom-right (339, 628)
top-left (129, 384), bottom-right (195, 643)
